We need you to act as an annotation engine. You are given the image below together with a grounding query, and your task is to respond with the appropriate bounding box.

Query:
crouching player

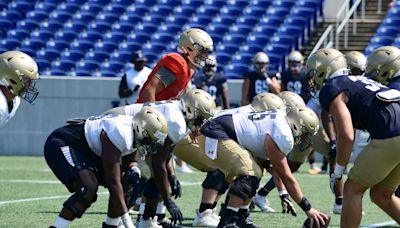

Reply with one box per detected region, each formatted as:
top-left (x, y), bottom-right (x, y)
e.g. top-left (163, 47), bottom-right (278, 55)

top-left (198, 107), bottom-right (330, 227)
top-left (44, 107), bottom-right (168, 228)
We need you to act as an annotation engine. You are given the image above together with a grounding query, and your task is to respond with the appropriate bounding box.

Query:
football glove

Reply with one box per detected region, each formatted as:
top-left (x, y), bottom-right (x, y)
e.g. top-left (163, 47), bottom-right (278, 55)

top-left (169, 175), bottom-right (182, 199)
top-left (165, 199), bottom-right (183, 225)
top-left (280, 194), bottom-right (297, 216)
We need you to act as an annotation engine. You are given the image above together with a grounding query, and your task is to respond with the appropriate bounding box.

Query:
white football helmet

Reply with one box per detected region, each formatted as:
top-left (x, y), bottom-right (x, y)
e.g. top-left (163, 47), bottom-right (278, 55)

top-left (366, 46), bottom-right (400, 85)
top-left (0, 51), bottom-right (39, 103)
top-left (252, 52), bottom-right (269, 72)
top-left (278, 91), bottom-right (305, 112)
top-left (285, 107), bottom-right (319, 145)
top-left (287, 50), bottom-right (304, 74)
top-left (306, 48), bottom-right (348, 91)
top-left (132, 107), bottom-right (168, 158)
top-left (345, 51), bottom-right (367, 75)
top-left (178, 28), bottom-right (214, 68)
top-left (251, 92), bottom-right (285, 111)
top-left (181, 89), bottom-right (216, 131)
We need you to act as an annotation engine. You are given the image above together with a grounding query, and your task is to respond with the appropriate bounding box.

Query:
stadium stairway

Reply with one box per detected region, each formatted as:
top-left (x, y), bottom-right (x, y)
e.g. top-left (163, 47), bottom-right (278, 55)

top-left (304, 0), bottom-right (392, 56)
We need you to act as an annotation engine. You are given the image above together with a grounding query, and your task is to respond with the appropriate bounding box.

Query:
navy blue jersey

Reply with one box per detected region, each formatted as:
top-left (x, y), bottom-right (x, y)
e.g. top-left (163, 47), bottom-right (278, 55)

top-left (319, 75), bottom-right (400, 139)
top-left (281, 68), bottom-right (310, 102)
top-left (193, 72), bottom-right (227, 106)
top-left (243, 70), bottom-right (277, 103)
top-left (388, 78), bottom-right (400, 91)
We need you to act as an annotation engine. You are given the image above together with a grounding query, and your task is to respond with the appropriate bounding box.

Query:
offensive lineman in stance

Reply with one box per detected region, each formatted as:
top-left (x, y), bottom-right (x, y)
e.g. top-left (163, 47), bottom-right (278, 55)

top-left (44, 108), bottom-right (168, 228)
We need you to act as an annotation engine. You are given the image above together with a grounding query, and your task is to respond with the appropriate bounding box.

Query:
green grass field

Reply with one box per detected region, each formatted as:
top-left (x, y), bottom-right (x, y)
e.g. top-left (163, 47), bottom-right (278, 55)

top-left (0, 156), bottom-right (397, 228)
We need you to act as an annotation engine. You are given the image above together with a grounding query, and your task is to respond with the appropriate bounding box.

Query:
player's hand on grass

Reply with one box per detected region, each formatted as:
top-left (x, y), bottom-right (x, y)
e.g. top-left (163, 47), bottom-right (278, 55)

top-left (165, 199), bottom-right (183, 225)
top-left (280, 194), bottom-right (297, 216)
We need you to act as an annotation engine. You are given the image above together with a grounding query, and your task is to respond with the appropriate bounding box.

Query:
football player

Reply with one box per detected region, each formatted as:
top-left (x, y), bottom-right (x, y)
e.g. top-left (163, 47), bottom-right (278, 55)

top-left (366, 46), bottom-right (400, 200)
top-left (0, 51), bottom-right (39, 128)
top-left (44, 108), bottom-right (168, 228)
top-left (344, 51), bottom-right (367, 76)
top-left (307, 48), bottom-right (400, 227)
top-left (105, 89), bottom-right (216, 227)
top-left (241, 52), bottom-right (281, 106)
top-left (198, 107), bottom-right (329, 228)
top-left (180, 93), bottom-right (285, 227)
top-left (281, 51), bottom-right (310, 102)
top-left (192, 54), bottom-right (230, 109)
top-left (137, 28), bottom-right (213, 103)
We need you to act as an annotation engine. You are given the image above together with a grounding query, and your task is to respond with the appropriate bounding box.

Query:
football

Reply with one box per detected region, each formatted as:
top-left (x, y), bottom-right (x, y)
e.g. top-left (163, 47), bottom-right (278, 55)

top-left (302, 215), bottom-right (331, 228)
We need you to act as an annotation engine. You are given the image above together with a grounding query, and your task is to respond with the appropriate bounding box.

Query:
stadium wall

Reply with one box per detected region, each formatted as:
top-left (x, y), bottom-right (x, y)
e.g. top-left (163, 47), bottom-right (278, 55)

top-left (0, 77), bottom-right (243, 155)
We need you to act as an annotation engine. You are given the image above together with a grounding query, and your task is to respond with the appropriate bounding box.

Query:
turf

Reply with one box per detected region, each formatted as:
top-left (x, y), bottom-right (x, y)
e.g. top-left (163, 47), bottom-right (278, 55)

top-left (0, 156), bottom-right (396, 228)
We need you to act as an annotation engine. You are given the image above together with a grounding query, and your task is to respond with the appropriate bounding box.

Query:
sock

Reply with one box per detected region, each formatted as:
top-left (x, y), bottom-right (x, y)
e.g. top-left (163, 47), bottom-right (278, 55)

top-left (240, 204), bottom-right (250, 210)
top-left (143, 205), bottom-right (156, 220)
top-left (335, 197), bottom-right (343, 205)
top-left (199, 203), bottom-right (214, 213)
top-left (105, 216), bottom-right (121, 226)
top-left (226, 206), bottom-right (240, 212)
top-left (54, 216), bottom-right (72, 228)
top-left (258, 188), bottom-right (270, 197)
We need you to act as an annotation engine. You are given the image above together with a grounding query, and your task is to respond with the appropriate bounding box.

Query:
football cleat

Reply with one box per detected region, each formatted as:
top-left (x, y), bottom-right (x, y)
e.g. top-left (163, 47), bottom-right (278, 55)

top-left (237, 210), bottom-right (261, 228)
top-left (253, 194), bottom-right (275, 212)
top-left (176, 163), bottom-right (193, 173)
top-left (193, 209), bottom-right (220, 227)
top-left (138, 216), bottom-right (162, 228)
top-left (332, 203), bottom-right (342, 214)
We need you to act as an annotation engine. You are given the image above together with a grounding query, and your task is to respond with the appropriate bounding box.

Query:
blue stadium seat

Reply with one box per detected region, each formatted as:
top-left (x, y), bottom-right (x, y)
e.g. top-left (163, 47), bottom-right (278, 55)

top-left (216, 52), bottom-right (232, 65)
top-left (382, 17), bottom-right (400, 27)
top-left (80, 30), bottom-right (103, 43)
top-left (165, 15), bottom-right (188, 27)
top-left (224, 63), bottom-right (249, 79)
top-left (60, 49), bottom-right (85, 62)
top-left (242, 6), bottom-right (266, 18)
top-left (376, 26), bottom-right (400, 37)
top-left (85, 50), bottom-right (109, 63)
top-left (47, 39), bottom-right (70, 52)
top-left (369, 36), bottom-right (395, 46)
top-left (54, 30), bottom-right (77, 43)
top-left (259, 16), bottom-right (283, 28)
top-left (252, 25), bottom-right (276, 38)
top-left (95, 41), bottom-right (118, 53)
top-left (174, 5), bottom-right (196, 18)
top-left (272, 0), bottom-right (295, 9)
top-left (49, 11), bottom-right (73, 24)
top-left (246, 34), bottom-right (270, 47)
top-left (216, 43), bottom-right (239, 55)
top-left (7, 29), bottom-right (30, 41)
top-left (152, 4), bottom-right (173, 17)
top-left (100, 60), bottom-right (124, 77)
top-left (387, 7), bottom-right (400, 18)
top-left (16, 18), bottom-right (40, 31)
top-left (266, 7), bottom-right (290, 18)
top-left (36, 59), bottom-right (51, 72)
top-left (103, 31), bottom-right (126, 43)
top-left (250, 0), bottom-right (272, 8)
top-left (220, 5), bottom-right (242, 17)
top-left (223, 34), bottom-right (247, 46)
top-left (1, 38), bottom-right (20, 50)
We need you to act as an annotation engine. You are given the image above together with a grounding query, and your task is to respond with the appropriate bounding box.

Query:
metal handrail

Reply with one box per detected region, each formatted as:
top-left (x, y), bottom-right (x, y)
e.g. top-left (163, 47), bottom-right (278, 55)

top-left (335, 0), bottom-right (364, 49)
top-left (310, 25), bottom-right (334, 54)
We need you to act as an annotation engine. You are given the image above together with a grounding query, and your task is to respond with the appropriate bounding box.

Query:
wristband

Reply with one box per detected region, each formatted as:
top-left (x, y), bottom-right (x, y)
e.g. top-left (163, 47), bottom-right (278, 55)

top-left (278, 190), bottom-right (288, 196)
top-left (105, 216), bottom-right (120, 226)
top-left (298, 197), bottom-right (312, 212)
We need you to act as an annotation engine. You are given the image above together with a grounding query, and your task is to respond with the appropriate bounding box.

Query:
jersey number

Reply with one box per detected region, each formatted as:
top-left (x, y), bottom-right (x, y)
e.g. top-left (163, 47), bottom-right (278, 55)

top-left (255, 80), bottom-right (267, 94)
top-left (143, 100), bottom-right (174, 107)
top-left (247, 111), bottom-right (277, 121)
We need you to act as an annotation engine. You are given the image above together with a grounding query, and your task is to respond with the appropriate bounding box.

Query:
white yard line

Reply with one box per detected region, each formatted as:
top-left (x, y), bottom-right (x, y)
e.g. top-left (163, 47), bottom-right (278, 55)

top-left (360, 220), bottom-right (397, 227)
top-left (0, 192), bottom-right (109, 206)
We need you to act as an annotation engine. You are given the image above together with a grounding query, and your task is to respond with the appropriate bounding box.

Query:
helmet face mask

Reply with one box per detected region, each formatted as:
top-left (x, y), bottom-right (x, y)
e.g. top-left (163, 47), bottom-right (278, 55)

top-left (132, 107), bottom-right (168, 159)
top-left (203, 54), bottom-right (217, 77)
top-left (178, 28), bottom-right (214, 68)
top-left (0, 51), bottom-right (39, 104)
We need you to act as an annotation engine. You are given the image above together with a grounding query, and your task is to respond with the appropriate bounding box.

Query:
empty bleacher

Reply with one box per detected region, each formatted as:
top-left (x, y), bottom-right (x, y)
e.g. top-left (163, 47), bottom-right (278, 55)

top-left (0, 0), bottom-right (323, 78)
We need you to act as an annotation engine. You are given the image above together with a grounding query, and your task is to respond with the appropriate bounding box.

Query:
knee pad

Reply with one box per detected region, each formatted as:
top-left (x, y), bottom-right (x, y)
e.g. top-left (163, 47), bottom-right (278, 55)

top-left (218, 181), bottom-right (230, 195)
top-left (143, 178), bottom-right (160, 199)
top-left (202, 169), bottom-right (226, 192)
top-left (228, 176), bottom-right (260, 200)
top-left (63, 186), bottom-right (97, 218)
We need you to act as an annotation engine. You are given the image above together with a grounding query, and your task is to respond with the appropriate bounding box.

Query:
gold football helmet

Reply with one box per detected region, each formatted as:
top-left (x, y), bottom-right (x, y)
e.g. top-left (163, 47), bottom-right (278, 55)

top-left (345, 51), bottom-right (367, 75)
top-left (285, 107), bottom-right (319, 145)
top-left (178, 28), bottom-right (214, 68)
top-left (0, 51), bottom-right (39, 103)
top-left (306, 48), bottom-right (347, 91)
top-left (181, 89), bottom-right (216, 131)
top-left (278, 91), bottom-right (305, 111)
top-left (366, 46), bottom-right (400, 85)
top-left (252, 52), bottom-right (269, 72)
top-left (132, 107), bottom-right (169, 158)
top-left (251, 92), bottom-right (285, 111)
top-left (287, 50), bottom-right (304, 74)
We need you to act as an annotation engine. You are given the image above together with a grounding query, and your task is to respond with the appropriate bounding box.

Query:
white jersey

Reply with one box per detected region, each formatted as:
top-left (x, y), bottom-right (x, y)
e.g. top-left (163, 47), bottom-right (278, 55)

top-left (124, 100), bottom-right (187, 144)
top-left (0, 90), bottom-right (20, 128)
top-left (214, 105), bottom-right (254, 118)
top-left (125, 66), bottom-right (152, 104)
top-left (232, 110), bottom-right (294, 159)
top-left (84, 114), bottom-right (135, 157)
